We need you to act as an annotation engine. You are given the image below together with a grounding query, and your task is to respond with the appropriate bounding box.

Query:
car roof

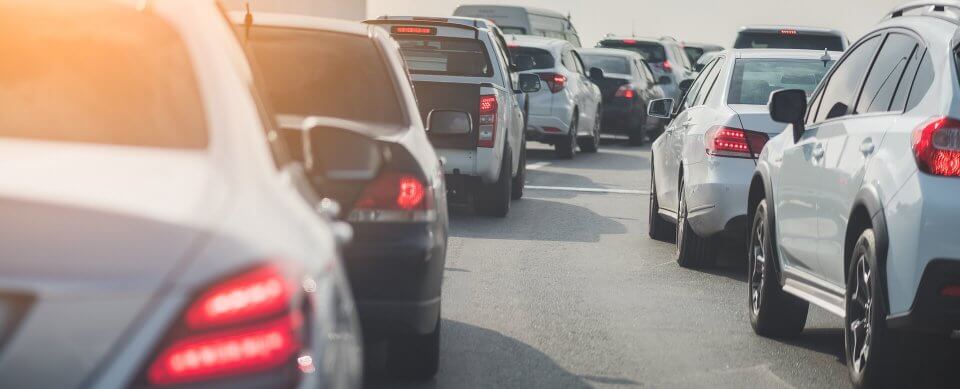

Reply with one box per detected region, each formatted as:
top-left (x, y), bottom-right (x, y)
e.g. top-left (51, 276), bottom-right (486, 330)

top-left (739, 24), bottom-right (845, 36)
top-left (456, 4), bottom-right (567, 19)
top-left (577, 47), bottom-right (644, 59)
top-left (599, 36), bottom-right (679, 45)
top-left (228, 11), bottom-right (370, 36)
top-left (375, 15), bottom-right (495, 30)
top-left (727, 48), bottom-right (843, 60)
top-left (684, 42), bottom-right (724, 49)
top-left (506, 34), bottom-right (569, 48)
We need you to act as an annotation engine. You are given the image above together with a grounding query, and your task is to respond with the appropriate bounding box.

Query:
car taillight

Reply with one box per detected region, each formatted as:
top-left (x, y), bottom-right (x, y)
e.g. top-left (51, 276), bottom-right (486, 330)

top-left (146, 264), bottom-right (302, 386)
top-left (705, 126), bottom-right (769, 159)
top-left (622, 39), bottom-right (637, 44)
top-left (662, 60), bottom-right (673, 72)
top-left (615, 85), bottom-right (636, 99)
top-left (780, 29), bottom-right (798, 36)
top-left (478, 94), bottom-right (498, 148)
top-left (538, 73), bottom-right (567, 93)
top-left (941, 285), bottom-right (960, 297)
top-left (350, 172), bottom-right (434, 222)
top-left (912, 117), bottom-right (960, 177)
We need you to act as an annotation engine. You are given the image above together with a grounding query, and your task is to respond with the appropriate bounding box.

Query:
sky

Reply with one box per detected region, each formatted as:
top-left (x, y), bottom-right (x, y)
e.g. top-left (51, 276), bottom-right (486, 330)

top-left (367, 0), bottom-right (908, 47)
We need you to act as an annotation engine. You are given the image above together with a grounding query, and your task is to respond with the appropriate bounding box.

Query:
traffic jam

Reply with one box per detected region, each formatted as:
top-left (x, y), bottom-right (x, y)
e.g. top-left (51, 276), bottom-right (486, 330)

top-left (2, 0), bottom-right (960, 388)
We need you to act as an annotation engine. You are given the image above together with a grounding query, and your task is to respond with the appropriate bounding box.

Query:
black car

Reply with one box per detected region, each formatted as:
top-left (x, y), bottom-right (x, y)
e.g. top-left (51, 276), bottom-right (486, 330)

top-left (236, 13), bottom-right (453, 379)
top-left (579, 48), bottom-right (668, 145)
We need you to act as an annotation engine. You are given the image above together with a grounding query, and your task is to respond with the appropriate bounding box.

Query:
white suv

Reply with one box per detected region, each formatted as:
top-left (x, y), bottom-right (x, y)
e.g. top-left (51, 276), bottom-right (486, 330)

top-left (749, 3), bottom-right (960, 387)
top-left (508, 35), bottom-right (603, 158)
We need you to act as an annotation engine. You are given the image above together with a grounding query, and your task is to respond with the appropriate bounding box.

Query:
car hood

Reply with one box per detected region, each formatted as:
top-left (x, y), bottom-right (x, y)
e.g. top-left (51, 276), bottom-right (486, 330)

top-left (0, 139), bottom-right (230, 388)
top-left (729, 104), bottom-right (789, 135)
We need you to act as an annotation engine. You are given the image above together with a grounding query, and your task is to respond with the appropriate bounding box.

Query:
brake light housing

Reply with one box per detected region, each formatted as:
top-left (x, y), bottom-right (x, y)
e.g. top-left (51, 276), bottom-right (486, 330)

top-left (478, 94), bottom-right (498, 148)
top-left (538, 73), bottom-right (567, 94)
top-left (662, 60), bottom-right (673, 72)
top-left (913, 117), bottom-right (960, 177)
top-left (615, 85), bottom-right (636, 99)
top-left (185, 265), bottom-right (291, 330)
top-left (705, 126), bottom-right (769, 159)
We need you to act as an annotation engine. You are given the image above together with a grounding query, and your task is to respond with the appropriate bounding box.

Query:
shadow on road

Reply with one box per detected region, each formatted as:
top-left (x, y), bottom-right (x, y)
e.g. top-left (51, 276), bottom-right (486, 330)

top-left (450, 198), bottom-right (627, 242)
top-left (366, 320), bottom-right (590, 389)
top-left (526, 146), bottom-right (650, 171)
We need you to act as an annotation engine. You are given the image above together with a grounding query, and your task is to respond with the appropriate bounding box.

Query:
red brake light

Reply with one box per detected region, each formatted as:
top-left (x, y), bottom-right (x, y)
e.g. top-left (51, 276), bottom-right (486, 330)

top-left (615, 85), bottom-right (636, 99)
top-left (148, 315), bottom-right (302, 386)
top-left (780, 29), bottom-right (799, 36)
top-left (538, 73), bottom-right (567, 93)
top-left (942, 285), bottom-right (960, 297)
top-left (185, 265), bottom-right (291, 330)
top-left (913, 117), bottom-right (960, 177)
top-left (705, 126), bottom-right (769, 159)
top-left (622, 39), bottom-right (638, 44)
top-left (391, 26), bottom-right (437, 35)
top-left (479, 95), bottom-right (498, 148)
top-left (350, 172), bottom-right (433, 222)
top-left (662, 60), bottom-right (673, 71)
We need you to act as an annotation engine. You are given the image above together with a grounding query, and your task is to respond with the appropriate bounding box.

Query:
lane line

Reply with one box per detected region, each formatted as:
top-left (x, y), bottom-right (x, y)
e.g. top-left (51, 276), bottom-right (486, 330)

top-left (526, 185), bottom-right (648, 195)
top-left (526, 161), bottom-right (551, 170)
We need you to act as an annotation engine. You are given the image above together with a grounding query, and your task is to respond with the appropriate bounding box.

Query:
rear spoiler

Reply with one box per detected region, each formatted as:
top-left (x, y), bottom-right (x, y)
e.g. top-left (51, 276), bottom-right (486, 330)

top-left (365, 19), bottom-right (480, 36)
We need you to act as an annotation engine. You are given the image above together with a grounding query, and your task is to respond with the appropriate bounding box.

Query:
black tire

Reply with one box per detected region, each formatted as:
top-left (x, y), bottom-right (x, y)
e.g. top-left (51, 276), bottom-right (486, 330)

top-left (556, 114), bottom-right (578, 159)
top-left (675, 178), bottom-right (715, 268)
top-left (474, 150), bottom-right (512, 217)
top-left (511, 140), bottom-right (526, 200)
top-left (628, 113), bottom-right (646, 146)
top-left (385, 318), bottom-right (441, 379)
top-left (748, 198), bottom-right (809, 338)
top-left (648, 166), bottom-right (674, 241)
top-left (578, 108), bottom-right (601, 153)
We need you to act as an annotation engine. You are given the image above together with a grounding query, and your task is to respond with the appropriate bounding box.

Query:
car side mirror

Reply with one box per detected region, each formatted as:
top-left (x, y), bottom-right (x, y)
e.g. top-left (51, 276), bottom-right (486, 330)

top-left (428, 110), bottom-right (473, 134)
top-left (678, 78), bottom-right (694, 93)
top-left (657, 76), bottom-right (672, 85)
top-left (517, 73), bottom-right (541, 93)
top-left (513, 54), bottom-right (537, 72)
top-left (301, 117), bottom-right (385, 183)
top-left (589, 67), bottom-right (605, 80)
top-left (768, 89), bottom-right (808, 143)
top-left (647, 98), bottom-right (674, 119)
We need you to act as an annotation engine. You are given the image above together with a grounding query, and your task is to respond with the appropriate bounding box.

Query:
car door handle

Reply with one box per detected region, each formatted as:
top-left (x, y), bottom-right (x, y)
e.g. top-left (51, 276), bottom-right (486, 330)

top-left (860, 140), bottom-right (875, 155)
top-left (812, 144), bottom-right (825, 160)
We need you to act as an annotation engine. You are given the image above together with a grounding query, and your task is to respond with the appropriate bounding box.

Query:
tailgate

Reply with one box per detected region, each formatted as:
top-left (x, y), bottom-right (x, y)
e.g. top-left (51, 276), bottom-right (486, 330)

top-left (413, 81), bottom-right (480, 150)
top-left (594, 76), bottom-right (630, 101)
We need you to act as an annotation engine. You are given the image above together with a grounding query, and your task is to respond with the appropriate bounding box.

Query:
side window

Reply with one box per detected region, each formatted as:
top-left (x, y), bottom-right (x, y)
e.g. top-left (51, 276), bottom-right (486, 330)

top-left (561, 50), bottom-right (578, 72)
top-left (855, 33), bottom-right (919, 114)
top-left (682, 59), bottom-right (716, 108)
top-left (572, 51), bottom-right (586, 75)
top-left (697, 57), bottom-right (725, 105)
top-left (642, 62), bottom-right (657, 84)
top-left (813, 35), bottom-right (882, 123)
top-left (671, 45), bottom-right (691, 70)
top-left (633, 61), bottom-right (648, 88)
top-left (906, 52), bottom-right (934, 111)
top-left (806, 90), bottom-right (824, 125)
top-left (891, 47), bottom-right (925, 111)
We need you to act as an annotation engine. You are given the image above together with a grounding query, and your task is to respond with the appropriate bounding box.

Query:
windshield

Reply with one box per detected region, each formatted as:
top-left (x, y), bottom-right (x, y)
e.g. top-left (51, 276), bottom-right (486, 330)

top-left (580, 54), bottom-right (631, 75)
top-left (728, 58), bottom-right (835, 105)
top-left (0, 6), bottom-right (207, 149)
top-left (510, 46), bottom-right (555, 70)
top-left (734, 31), bottom-right (845, 51)
top-left (395, 36), bottom-right (493, 77)
top-left (247, 27), bottom-right (404, 125)
top-left (599, 41), bottom-right (666, 63)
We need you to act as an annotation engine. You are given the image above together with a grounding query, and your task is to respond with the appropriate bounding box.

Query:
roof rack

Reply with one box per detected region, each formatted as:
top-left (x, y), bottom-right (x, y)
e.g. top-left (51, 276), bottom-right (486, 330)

top-left (887, 1), bottom-right (960, 21)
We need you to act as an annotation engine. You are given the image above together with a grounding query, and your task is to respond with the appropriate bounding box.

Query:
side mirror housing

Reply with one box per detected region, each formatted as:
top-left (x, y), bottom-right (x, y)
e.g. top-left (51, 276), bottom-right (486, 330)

top-left (647, 98), bottom-right (674, 119)
top-left (517, 73), bottom-right (542, 93)
top-left (301, 117), bottom-right (384, 183)
top-left (427, 110), bottom-right (473, 134)
top-left (657, 75), bottom-right (672, 85)
top-left (588, 67), bottom-right (605, 81)
top-left (768, 89), bottom-right (807, 143)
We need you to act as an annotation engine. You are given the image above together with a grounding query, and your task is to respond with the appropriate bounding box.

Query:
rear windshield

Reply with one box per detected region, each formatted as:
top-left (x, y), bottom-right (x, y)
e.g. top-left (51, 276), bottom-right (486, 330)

top-left (0, 4), bottom-right (207, 149)
top-left (728, 58), bottom-right (835, 105)
top-left (395, 36), bottom-right (493, 77)
top-left (684, 47), bottom-right (706, 64)
top-left (598, 41), bottom-right (666, 63)
top-left (734, 31), bottom-right (845, 51)
top-left (510, 47), bottom-right (555, 70)
top-left (580, 55), bottom-right (631, 75)
top-left (248, 27), bottom-right (404, 126)
top-left (501, 27), bottom-right (526, 35)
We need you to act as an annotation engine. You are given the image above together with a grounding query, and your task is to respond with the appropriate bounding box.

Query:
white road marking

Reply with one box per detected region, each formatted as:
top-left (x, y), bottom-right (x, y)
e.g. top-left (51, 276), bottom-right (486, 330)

top-left (526, 185), bottom-right (648, 195)
top-left (526, 161), bottom-right (551, 170)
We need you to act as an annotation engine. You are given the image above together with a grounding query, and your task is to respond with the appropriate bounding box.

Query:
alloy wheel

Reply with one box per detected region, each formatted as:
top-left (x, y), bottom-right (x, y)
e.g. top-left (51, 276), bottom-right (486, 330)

top-left (749, 212), bottom-right (766, 316)
top-left (676, 185), bottom-right (685, 255)
top-left (847, 253), bottom-right (873, 374)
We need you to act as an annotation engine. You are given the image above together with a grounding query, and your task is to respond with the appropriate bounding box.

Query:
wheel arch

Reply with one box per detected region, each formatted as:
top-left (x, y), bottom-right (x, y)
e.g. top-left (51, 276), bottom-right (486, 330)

top-left (747, 165), bottom-right (786, 283)
top-left (845, 186), bottom-right (890, 310)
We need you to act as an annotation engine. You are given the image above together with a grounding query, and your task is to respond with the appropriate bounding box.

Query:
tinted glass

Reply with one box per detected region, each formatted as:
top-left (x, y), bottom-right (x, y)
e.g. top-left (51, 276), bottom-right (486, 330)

top-left (683, 60), bottom-right (716, 107)
top-left (728, 59), bottom-right (834, 105)
top-left (907, 52), bottom-right (934, 111)
top-left (561, 50), bottom-right (578, 72)
top-left (0, 5), bottom-right (207, 148)
top-left (395, 36), bottom-right (492, 77)
top-left (891, 47), bottom-right (925, 111)
top-left (697, 59), bottom-right (725, 105)
top-left (501, 27), bottom-right (526, 35)
top-left (599, 40), bottom-right (667, 63)
top-left (734, 31), bottom-right (845, 51)
top-left (581, 55), bottom-right (631, 75)
top-left (814, 36), bottom-right (881, 122)
top-left (249, 28), bottom-right (404, 125)
top-left (510, 47), bottom-right (555, 70)
top-left (856, 33), bottom-right (919, 114)
top-left (685, 47), bottom-right (706, 64)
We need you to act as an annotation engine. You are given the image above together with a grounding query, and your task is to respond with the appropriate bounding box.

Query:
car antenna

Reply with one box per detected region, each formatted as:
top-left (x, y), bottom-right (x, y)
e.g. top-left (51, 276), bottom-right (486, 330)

top-left (820, 48), bottom-right (831, 67)
top-left (243, 2), bottom-right (253, 43)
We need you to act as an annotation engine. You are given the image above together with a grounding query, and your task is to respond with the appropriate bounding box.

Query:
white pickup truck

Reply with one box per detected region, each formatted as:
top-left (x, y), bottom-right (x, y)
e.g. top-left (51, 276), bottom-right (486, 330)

top-left (365, 16), bottom-right (540, 217)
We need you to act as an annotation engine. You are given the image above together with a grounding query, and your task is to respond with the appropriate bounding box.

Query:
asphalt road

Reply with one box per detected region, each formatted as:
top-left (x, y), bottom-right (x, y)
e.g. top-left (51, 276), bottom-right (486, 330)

top-left (366, 138), bottom-right (937, 389)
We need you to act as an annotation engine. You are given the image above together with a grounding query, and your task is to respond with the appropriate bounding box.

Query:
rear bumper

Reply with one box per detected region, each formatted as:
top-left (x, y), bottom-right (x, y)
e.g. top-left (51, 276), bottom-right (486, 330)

top-left (601, 104), bottom-right (640, 133)
top-left (342, 222), bottom-right (445, 336)
top-left (684, 158), bottom-right (755, 238)
top-left (887, 259), bottom-right (960, 334)
top-left (526, 113), bottom-right (572, 137)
